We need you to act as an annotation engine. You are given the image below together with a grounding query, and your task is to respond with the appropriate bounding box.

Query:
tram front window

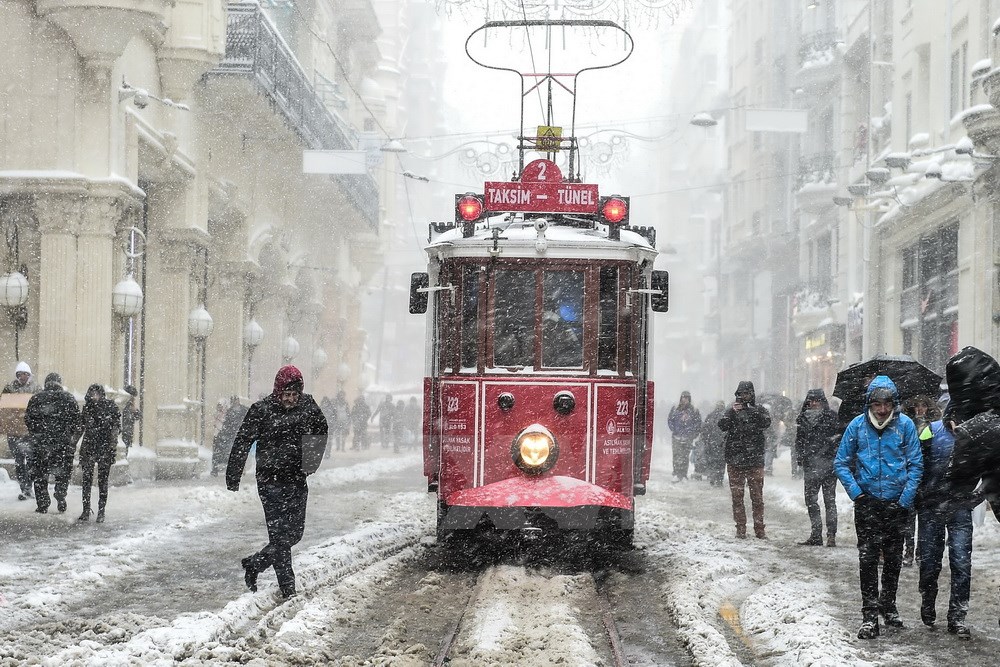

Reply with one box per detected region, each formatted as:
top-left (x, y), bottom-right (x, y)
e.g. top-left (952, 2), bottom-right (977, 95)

top-left (493, 269), bottom-right (535, 367)
top-left (542, 270), bottom-right (584, 368)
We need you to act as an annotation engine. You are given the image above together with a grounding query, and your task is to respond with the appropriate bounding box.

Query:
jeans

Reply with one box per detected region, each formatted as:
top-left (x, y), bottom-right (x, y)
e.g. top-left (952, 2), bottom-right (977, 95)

top-left (32, 444), bottom-right (72, 510)
top-left (247, 480), bottom-right (309, 595)
top-left (80, 457), bottom-right (112, 513)
top-left (804, 471), bottom-right (838, 539)
top-left (728, 465), bottom-right (765, 535)
top-left (855, 498), bottom-right (906, 621)
top-left (917, 508), bottom-right (973, 624)
top-left (672, 437), bottom-right (694, 479)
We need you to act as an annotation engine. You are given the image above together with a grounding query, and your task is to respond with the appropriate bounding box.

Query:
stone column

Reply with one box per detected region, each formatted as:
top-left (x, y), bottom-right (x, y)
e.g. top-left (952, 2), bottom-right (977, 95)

top-left (205, 261), bottom-right (249, 405)
top-left (34, 194), bottom-right (81, 385)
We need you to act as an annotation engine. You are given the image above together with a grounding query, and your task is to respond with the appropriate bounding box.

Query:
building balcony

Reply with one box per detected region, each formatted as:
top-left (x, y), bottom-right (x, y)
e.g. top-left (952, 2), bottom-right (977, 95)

top-left (795, 152), bottom-right (837, 213)
top-left (793, 31), bottom-right (840, 90)
top-left (205, 1), bottom-right (378, 228)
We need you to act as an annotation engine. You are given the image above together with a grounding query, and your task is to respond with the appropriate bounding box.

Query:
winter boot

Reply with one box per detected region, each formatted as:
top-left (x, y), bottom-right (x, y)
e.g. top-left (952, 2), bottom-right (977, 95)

top-left (948, 620), bottom-right (971, 639)
top-left (902, 543), bottom-right (915, 568)
top-left (920, 596), bottom-right (936, 627)
top-left (56, 499), bottom-right (67, 513)
top-left (881, 607), bottom-right (904, 628)
top-left (241, 556), bottom-right (258, 592)
top-left (78, 507), bottom-right (92, 522)
top-left (858, 619), bottom-right (880, 639)
top-left (799, 534), bottom-right (823, 546)
top-left (826, 534), bottom-right (837, 547)
top-left (735, 526), bottom-right (747, 539)
top-left (96, 511), bottom-right (105, 523)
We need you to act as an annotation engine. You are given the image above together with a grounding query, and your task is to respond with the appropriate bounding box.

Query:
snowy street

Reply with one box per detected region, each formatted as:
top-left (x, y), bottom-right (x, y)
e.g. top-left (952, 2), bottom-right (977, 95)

top-left (4, 445), bottom-right (1000, 665)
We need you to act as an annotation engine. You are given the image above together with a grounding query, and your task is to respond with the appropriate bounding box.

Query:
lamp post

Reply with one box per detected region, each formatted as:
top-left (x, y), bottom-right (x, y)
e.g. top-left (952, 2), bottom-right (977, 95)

top-left (244, 317), bottom-right (264, 396)
top-left (189, 304), bottom-right (213, 449)
top-left (0, 270), bottom-right (29, 359)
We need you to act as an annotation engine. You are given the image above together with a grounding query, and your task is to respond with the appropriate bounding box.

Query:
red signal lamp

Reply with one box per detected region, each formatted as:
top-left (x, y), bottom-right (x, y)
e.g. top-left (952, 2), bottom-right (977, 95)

top-left (456, 194), bottom-right (484, 222)
top-left (600, 196), bottom-right (629, 225)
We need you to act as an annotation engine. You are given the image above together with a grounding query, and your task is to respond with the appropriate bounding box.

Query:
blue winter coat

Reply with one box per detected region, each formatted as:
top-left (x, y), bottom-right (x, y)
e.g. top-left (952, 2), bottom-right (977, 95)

top-left (834, 375), bottom-right (924, 508)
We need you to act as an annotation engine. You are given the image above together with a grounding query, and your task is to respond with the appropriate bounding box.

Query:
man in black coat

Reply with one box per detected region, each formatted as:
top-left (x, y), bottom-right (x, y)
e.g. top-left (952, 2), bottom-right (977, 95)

top-left (700, 400), bottom-right (727, 487)
top-left (227, 365), bottom-right (328, 598)
top-left (795, 388), bottom-right (840, 546)
top-left (24, 372), bottom-right (80, 514)
top-left (718, 381), bottom-right (772, 538)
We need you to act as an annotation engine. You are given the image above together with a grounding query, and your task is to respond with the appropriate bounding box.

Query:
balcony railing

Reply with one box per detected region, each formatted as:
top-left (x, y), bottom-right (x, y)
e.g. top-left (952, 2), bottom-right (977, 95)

top-left (797, 152), bottom-right (836, 190)
top-left (207, 1), bottom-right (378, 228)
top-left (798, 30), bottom-right (840, 67)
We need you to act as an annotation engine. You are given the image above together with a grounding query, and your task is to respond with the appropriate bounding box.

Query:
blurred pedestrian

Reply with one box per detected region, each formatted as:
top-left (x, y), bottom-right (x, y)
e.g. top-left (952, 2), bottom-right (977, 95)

top-left (227, 365), bottom-right (328, 598)
top-left (901, 394), bottom-right (941, 567)
top-left (718, 381), bottom-right (771, 539)
top-left (79, 384), bottom-right (121, 523)
top-left (3, 361), bottom-right (40, 500)
top-left (667, 391), bottom-right (702, 482)
top-left (371, 394), bottom-right (395, 450)
top-left (329, 390), bottom-right (350, 453)
top-left (795, 388), bottom-right (840, 547)
top-left (835, 375), bottom-right (923, 639)
top-left (212, 396), bottom-right (247, 477)
top-left (393, 399), bottom-right (407, 450)
top-left (121, 384), bottom-right (140, 458)
top-left (351, 395), bottom-right (371, 450)
top-left (24, 373), bottom-right (80, 514)
top-left (405, 397), bottom-right (421, 450)
top-left (700, 400), bottom-right (727, 487)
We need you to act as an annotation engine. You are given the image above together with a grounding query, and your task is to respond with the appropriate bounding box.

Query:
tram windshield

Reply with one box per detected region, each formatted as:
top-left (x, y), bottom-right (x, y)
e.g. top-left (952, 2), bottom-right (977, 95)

top-left (542, 271), bottom-right (584, 368)
top-left (493, 269), bottom-right (535, 367)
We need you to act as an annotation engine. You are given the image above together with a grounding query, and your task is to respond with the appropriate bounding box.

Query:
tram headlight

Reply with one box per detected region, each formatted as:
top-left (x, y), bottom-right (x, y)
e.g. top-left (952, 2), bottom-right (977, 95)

top-left (511, 423), bottom-right (559, 474)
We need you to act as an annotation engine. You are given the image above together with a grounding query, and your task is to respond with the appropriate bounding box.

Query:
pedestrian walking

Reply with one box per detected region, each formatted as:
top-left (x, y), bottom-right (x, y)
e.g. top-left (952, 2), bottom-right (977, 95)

top-left (794, 388), bottom-right (840, 547)
top-left (351, 395), bottom-right (371, 450)
top-left (329, 390), bottom-right (350, 453)
top-left (211, 396), bottom-right (247, 476)
top-left (121, 385), bottom-right (140, 458)
top-left (24, 373), bottom-right (80, 514)
top-left (227, 365), bottom-right (328, 598)
top-left (393, 399), bottom-right (407, 449)
top-left (700, 400), bottom-right (727, 487)
top-left (3, 361), bottom-right (40, 500)
top-left (834, 375), bottom-right (923, 639)
top-left (900, 394), bottom-right (940, 567)
top-left (371, 394), bottom-right (395, 450)
top-left (667, 391), bottom-right (702, 482)
top-left (916, 415), bottom-right (976, 638)
top-left (718, 381), bottom-right (771, 539)
top-left (404, 397), bottom-right (421, 450)
top-left (78, 384), bottom-right (121, 523)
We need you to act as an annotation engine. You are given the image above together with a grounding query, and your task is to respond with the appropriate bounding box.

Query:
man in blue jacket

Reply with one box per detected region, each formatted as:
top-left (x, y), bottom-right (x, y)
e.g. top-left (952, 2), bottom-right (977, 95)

top-left (834, 375), bottom-right (923, 639)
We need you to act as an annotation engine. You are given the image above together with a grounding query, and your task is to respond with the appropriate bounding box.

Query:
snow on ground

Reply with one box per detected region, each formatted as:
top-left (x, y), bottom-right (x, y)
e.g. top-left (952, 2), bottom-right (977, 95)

top-left (454, 566), bottom-right (602, 666)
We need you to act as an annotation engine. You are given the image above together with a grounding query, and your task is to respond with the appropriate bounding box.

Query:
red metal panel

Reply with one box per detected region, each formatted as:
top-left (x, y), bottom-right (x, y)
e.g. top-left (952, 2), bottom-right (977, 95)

top-left (438, 381), bottom-right (479, 500)
top-left (483, 181), bottom-right (600, 213)
top-left (481, 381), bottom-right (592, 486)
top-left (447, 475), bottom-right (632, 510)
top-left (594, 384), bottom-right (636, 493)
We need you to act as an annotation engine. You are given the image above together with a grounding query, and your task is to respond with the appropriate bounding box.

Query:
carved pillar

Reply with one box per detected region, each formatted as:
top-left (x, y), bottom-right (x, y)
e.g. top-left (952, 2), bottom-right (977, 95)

top-left (206, 261), bottom-right (249, 404)
top-left (34, 194), bottom-right (81, 383)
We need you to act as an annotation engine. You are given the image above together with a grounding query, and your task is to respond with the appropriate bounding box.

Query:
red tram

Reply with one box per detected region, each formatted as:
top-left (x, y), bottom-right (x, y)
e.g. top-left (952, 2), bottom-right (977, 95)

top-left (408, 20), bottom-right (667, 548)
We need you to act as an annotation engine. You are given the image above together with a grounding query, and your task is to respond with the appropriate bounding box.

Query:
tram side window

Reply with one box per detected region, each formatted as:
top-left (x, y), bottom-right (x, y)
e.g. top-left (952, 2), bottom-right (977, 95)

top-left (598, 266), bottom-right (618, 371)
top-left (461, 266), bottom-right (479, 370)
top-left (542, 270), bottom-right (584, 368)
top-left (493, 269), bottom-right (535, 367)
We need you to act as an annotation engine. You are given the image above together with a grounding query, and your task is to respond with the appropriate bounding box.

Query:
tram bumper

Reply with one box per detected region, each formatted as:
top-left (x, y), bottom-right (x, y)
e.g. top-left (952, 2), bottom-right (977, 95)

top-left (441, 475), bottom-right (633, 530)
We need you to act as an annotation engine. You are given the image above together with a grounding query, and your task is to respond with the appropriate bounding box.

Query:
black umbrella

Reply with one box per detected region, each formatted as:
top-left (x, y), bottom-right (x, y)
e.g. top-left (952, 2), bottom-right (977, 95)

top-left (758, 393), bottom-right (795, 422)
top-left (833, 354), bottom-right (943, 421)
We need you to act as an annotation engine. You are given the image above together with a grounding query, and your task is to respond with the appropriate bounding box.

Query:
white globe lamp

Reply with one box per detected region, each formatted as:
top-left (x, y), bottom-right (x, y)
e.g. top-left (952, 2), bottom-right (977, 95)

top-left (282, 336), bottom-right (300, 360)
top-left (312, 347), bottom-right (328, 370)
top-left (0, 271), bottom-right (29, 307)
top-left (188, 304), bottom-right (214, 339)
top-left (111, 275), bottom-right (144, 317)
top-left (244, 318), bottom-right (264, 348)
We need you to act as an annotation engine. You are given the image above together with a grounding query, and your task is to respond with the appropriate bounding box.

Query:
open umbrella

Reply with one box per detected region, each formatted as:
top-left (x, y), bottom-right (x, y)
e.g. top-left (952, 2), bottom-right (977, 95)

top-left (757, 393), bottom-right (795, 422)
top-left (833, 354), bottom-right (943, 422)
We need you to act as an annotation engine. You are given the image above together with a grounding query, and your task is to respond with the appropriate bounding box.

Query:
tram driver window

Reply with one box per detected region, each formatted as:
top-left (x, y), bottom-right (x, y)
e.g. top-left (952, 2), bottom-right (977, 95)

top-left (461, 266), bottom-right (479, 370)
top-left (493, 269), bottom-right (535, 367)
top-left (542, 270), bottom-right (584, 368)
top-left (598, 266), bottom-right (618, 371)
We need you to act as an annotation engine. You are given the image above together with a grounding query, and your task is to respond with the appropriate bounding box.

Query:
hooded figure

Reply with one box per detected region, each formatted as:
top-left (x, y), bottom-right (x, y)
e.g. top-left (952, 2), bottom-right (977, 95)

top-left (795, 388), bottom-right (840, 546)
top-left (700, 400), bottom-right (728, 487)
top-left (24, 372), bottom-right (81, 514)
top-left (718, 381), bottom-right (771, 539)
top-left (79, 383), bottom-right (121, 522)
top-left (227, 365), bottom-right (328, 598)
top-left (3, 361), bottom-right (41, 500)
top-left (667, 391), bottom-right (702, 481)
top-left (835, 375), bottom-right (923, 638)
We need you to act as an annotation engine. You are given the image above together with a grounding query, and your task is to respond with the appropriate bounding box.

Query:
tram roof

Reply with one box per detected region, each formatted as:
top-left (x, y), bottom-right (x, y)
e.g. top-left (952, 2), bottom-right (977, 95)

top-left (426, 219), bottom-right (657, 262)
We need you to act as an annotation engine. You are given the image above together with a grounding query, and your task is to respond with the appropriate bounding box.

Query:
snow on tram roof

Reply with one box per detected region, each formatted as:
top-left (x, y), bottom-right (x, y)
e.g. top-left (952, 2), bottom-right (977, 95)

top-left (427, 220), bottom-right (656, 260)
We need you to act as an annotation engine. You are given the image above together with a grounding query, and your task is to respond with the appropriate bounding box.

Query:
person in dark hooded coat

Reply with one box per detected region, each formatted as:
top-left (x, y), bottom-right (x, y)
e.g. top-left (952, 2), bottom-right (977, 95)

top-left (667, 391), bottom-right (702, 482)
top-left (718, 381), bottom-right (771, 538)
top-left (79, 384), bottom-right (121, 522)
top-left (227, 365), bottom-right (328, 598)
top-left (795, 388), bottom-right (840, 546)
top-left (24, 372), bottom-right (80, 514)
top-left (700, 400), bottom-right (727, 487)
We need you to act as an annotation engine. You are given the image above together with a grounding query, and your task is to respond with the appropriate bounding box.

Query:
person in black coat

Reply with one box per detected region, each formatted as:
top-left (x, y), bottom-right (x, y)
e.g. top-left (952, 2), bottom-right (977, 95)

top-left (718, 380), bottom-right (772, 538)
top-left (700, 401), bottom-right (727, 487)
top-left (211, 396), bottom-right (247, 477)
top-left (227, 365), bottom-right (328, 598)
top-left (24, 372), bottom-right (81, 514)
top-left (795, 388), bottom-right (840, 546)
top-left (79, 384), bottom-right (120, 522)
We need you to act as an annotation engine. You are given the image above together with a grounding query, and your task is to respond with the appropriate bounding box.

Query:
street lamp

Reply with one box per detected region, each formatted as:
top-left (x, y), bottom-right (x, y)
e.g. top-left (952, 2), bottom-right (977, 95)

top-left (244, 317), bottom-right (264, 396)
top-left (111, 274), bottom-right (144, 317)
top-left (188, 304), bottom-right (214, 339)
top-left (282, 335), bottom-right (300, 361)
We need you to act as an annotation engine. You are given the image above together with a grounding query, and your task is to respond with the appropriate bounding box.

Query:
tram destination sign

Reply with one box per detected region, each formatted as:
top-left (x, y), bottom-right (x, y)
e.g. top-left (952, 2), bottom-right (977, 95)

top-left (483, 181), bottom-right (600, 214)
